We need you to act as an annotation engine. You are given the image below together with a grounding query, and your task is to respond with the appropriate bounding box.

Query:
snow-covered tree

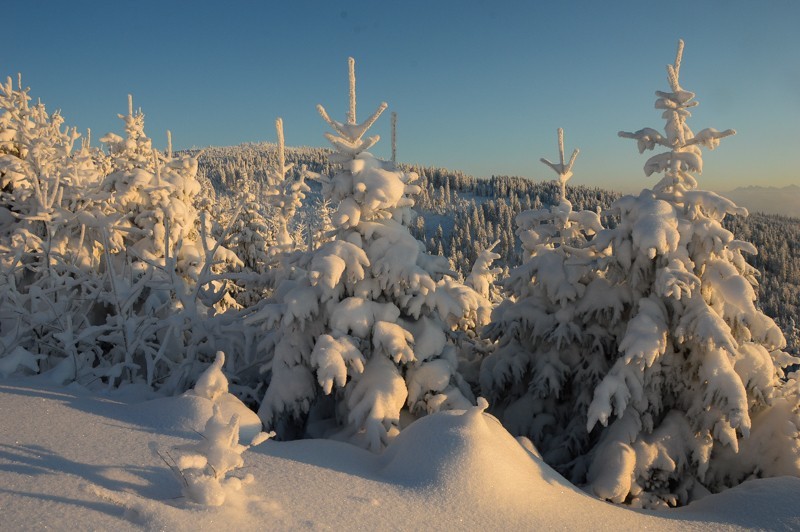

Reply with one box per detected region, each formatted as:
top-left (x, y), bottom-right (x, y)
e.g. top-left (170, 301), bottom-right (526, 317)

top-left (580, 40), bottom-right (800, 507)
top-left (483, 41), bottom-right (800, 508)
top-left (264, 118), bottom-right (310, 253)
top-left (0, 76), bottom-right (97, 266)
top-left (100, 97), bottom-right (213, 277)
top-left (307, 196), bottom-right (334, 251)
top-left (225, 175), bottom-right (273, 274)
top-left (481, 128), bottom-right (609, 481)
top-left (466, 240), bottom-right (503, 302)
top-left (247, 58), bottom-right (491, 451)
top-left (0, 75), bottom-right (109, 382)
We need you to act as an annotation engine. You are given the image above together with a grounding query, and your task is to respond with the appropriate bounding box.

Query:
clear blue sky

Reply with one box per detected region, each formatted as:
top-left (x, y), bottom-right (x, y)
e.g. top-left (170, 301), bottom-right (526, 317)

top-left (6, 0), bottom-right (800, 192)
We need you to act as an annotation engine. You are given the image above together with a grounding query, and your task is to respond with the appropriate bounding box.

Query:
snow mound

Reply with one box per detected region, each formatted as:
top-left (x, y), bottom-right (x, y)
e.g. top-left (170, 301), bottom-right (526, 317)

top-left (380, 399), bottom-right (574, 502)
top-left (676, 476), bottom-right (800, 529)
top-left (125, 391), bottom-right (262, 444)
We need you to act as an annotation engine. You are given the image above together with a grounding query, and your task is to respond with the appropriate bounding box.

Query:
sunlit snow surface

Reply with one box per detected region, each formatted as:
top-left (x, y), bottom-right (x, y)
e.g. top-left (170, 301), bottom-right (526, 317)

top-left (1, 380), bottom-right (798, 531)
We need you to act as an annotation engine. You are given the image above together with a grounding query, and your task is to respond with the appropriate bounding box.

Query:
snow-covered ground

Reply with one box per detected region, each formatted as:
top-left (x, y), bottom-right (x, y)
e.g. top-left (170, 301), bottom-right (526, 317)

top-left (1, 378), bottom-right (798, 531)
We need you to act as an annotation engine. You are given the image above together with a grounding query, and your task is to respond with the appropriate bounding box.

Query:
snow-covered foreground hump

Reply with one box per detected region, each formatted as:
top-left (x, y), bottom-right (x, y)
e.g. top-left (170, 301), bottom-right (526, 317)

top-left (1, 381), bottom-right (799, 530)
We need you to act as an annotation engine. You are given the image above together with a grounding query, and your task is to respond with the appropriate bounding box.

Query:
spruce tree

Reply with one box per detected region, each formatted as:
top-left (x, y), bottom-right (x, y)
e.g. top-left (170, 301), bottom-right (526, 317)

top-left (249, 58), bottom-right (491, 450)
top-left (481, 128), bottom-right (608, 480)
top-left (484, 40), bottom-right (800, 508)
top-left (581, 40), bottom-right (799, 507)
top-left (264, 118), bottom-right (310, 253)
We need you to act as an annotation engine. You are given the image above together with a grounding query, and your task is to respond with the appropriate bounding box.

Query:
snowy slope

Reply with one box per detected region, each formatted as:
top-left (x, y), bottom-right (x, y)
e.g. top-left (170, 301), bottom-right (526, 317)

top-left (1, 379), bottom-right (799, 531)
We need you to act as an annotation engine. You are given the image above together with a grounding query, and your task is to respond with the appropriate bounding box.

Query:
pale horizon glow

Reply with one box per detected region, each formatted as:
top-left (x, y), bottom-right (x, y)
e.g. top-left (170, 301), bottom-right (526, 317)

top-left (6, 0), bottom-right (799, 193)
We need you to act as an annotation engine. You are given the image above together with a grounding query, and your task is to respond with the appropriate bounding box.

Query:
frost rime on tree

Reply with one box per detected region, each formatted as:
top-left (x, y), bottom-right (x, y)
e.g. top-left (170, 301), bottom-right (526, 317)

top-left (99, 96), bottom-right (213, 276)
top-left (579, 41), bottom-right (800, 507)
top-left (0, 75), bottom-right (112, 383)
top-left (484, 42), bottom-right (799, 508)
top-left (481, 129), bottom-right (608, 481)
top-left (264, 118), bottom-right (310, 252)
top-left (96, 98), bottom-right (247, 391)
top-left (248, 58), bottom-right (491, 451)
top-left (0, 78), bottom-right (261, 396)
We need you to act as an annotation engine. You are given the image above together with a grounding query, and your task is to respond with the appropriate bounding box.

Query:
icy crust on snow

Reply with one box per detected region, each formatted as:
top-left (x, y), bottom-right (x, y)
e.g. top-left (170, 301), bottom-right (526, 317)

top-left (1, 382), bottom-right (799, 531)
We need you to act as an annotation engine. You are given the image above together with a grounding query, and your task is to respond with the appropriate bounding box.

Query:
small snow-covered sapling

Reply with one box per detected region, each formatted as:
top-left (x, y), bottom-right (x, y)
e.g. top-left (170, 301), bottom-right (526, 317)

top-left (176, 403), bottom-right (272, 506)
top-left (172, 350), bottom-right (273, 506)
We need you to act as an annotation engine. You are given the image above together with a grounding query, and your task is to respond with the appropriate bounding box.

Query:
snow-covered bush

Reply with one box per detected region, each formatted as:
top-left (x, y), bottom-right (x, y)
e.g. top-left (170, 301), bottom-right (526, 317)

top-left (484, 41), bottom-right (800, 508)
top-left (93, 98), bottom-right (251, 392)
top-left (0, 82), bottom-right (252, 394)
top-left (0, 75), bottom-right (109, 383)
top-left (247, 58), bottom-right (491, 450)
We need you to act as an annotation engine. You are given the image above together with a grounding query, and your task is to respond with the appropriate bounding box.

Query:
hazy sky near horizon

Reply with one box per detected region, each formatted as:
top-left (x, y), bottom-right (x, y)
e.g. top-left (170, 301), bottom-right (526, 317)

top-left (6, 0), bottom-right (800, 192)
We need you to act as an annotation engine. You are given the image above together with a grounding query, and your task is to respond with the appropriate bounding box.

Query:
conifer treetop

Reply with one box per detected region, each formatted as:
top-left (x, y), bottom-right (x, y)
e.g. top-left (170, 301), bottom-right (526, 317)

top-left (618, 40), bottom-right (735, 192)
top-left (274, 117), bottom-right (293, 180)
top-left (540, 128), bottom-right (579, 203)
top-left (348, 56), bottom-right (356, 125)
top-left (391, 111), bottom-right (397, 166)
top-left (121, 94), bottom-right (147, 141)
top-left (264, 117), bottom-right (308, 249)
top-left (317, 57), bottom-right (388, 155)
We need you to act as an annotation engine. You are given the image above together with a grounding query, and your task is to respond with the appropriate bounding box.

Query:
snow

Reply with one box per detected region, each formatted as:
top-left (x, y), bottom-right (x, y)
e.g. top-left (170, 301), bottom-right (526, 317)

top-left (2, 40), bottom-right (798, 530)
top-left (186, 350), bottom-right (264, 445)
top-left (1, 378), bottom-right (799, 530)
top-left (175, 404), bottom-right (257, 506)
top-left (190, 351), bottom-right (228, 402)
top-left (310, 333), bottom-right (364, 394)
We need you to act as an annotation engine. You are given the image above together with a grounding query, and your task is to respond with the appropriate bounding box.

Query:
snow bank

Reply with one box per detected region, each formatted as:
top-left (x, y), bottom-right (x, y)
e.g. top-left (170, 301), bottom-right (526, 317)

top-left (2, 381), bottom-right (799, 530)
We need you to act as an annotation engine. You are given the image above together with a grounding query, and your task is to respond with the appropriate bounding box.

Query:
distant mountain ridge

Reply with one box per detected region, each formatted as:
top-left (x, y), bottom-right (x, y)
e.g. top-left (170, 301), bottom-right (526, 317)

top-left (723, 184), bottom-right (800, 217)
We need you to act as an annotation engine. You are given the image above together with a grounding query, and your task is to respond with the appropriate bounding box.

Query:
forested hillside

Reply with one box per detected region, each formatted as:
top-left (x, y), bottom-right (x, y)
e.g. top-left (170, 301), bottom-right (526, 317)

top-left (194, 143), bottom-right (799, 353)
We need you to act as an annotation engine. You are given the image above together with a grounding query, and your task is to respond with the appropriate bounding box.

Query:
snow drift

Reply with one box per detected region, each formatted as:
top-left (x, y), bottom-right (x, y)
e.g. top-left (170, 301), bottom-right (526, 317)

top-left (1, 379), bottom-right (799, 530)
